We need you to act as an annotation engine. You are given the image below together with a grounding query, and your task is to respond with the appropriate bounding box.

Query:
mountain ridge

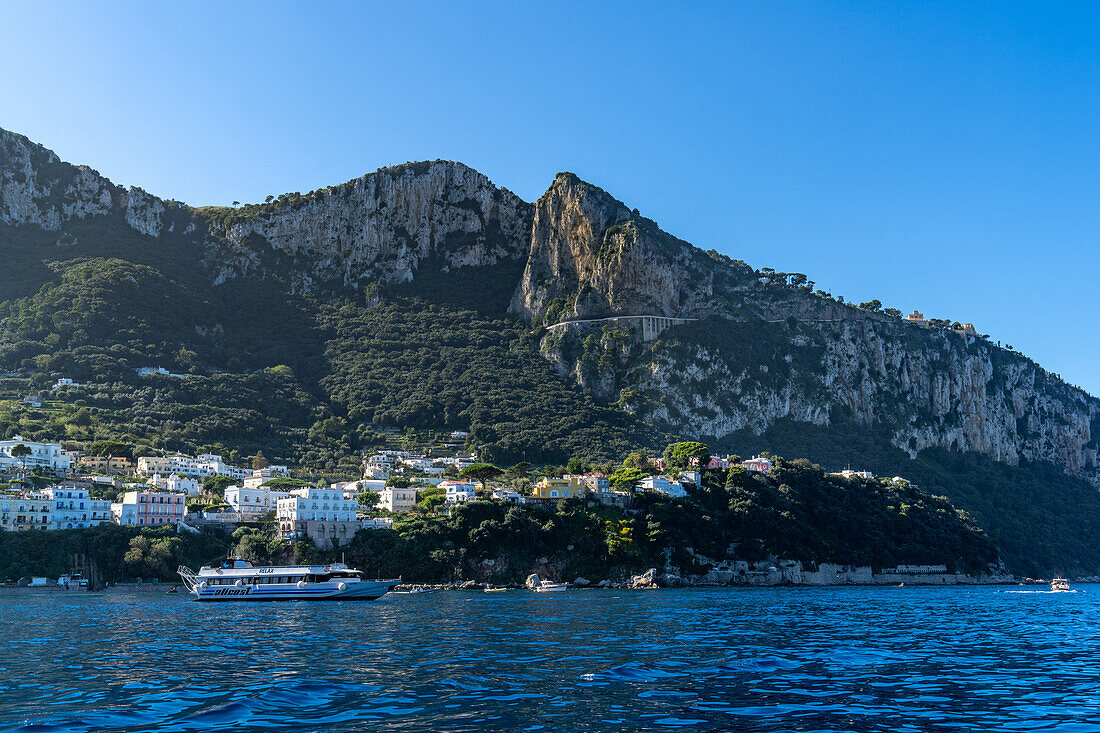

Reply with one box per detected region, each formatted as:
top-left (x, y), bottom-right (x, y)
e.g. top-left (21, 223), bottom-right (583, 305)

top-left (1, 125), bottom-right (1098, 493)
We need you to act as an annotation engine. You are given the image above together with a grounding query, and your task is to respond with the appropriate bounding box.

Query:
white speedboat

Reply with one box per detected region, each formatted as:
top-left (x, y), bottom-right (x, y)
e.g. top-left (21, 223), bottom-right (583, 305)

top-left (178, 558), bottom-right (399, 601)
top-left (533, 581), bottom-right (569, 592)
top-left (1051, 578), bottom-right (1071, 592)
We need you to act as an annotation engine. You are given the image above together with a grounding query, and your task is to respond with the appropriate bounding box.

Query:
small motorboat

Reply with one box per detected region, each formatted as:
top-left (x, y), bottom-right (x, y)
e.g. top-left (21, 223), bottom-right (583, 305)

top-left (533, 582), bottom-right (569, 593)
top-left (1051, 578), bottom-right (1071, 592)
top-left (393, 586), bottom-right (435, 595)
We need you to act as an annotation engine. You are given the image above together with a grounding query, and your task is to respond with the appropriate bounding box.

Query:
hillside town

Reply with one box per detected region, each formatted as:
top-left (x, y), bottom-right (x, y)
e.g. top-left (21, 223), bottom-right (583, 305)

top-left (0, 434), bottom-right (917, 551)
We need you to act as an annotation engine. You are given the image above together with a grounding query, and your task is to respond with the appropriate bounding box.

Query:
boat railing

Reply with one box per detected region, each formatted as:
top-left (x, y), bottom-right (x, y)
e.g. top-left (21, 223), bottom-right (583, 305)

top-left (177, 565), bottom-right (199, 592)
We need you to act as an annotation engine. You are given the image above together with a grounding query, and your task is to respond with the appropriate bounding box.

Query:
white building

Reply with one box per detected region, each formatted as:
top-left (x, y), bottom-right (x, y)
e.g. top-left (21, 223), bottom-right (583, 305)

top-left (742, 456), bottom-right (773, 473)
top-left (53, 378), bottom-right (79, 390)
top-left (46, 485), bottom-right (112, 529)
top-left (377, 486), bottom-right (419, 513)
top-left (277, 487), bottom-right (364, 547)
top-left (639, 476), bottom-right (688, 498)
top-left (148, 473), bottom-right (200, 495)
top-left (837, 469), bottom-right (874, 480)
top-left (0, 437), bottom-right (71, 474)
top-left (440, 480), bottom-right (477, 504)
top-left (226, 484), bottom-right (289, 521)
top-left (144, 454), bottom-right (267, 480)
top-left (364, 455), bottom-right (393, 479)
top-left (136, 366), bottom-right (188, 378)
top-left (136, 456), bottom-right (171, 476)
top-left (277, 488), bottom-right (359, 523)
top-left (402, 457), bottom-right (438, 472)
top-left (138, 452), bottom-right (256, 481)
top-left (491, 487), bottom-right (527, 504)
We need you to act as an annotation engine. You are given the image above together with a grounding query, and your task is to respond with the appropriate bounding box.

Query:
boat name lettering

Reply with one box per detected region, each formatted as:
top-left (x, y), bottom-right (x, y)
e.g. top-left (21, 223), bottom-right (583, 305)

top-left (212, 588), bottom-right (252, 596)
top-left (257, 568), bottom-right (275, 574)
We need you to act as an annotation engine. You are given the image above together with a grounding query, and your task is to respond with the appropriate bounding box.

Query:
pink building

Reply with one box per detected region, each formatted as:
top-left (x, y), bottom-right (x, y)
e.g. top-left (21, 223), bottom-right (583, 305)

top-left (112, 491), bottom-right (186, 526)
top-left (705, 457), bottom-right (731, 470)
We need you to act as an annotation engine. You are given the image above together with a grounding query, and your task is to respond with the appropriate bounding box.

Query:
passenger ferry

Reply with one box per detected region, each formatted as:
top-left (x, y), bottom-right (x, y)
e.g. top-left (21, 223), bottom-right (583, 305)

top-left (177, 558), bottom-right (399, 601)
top-left (1051, 578), bottom-right (1072, 592)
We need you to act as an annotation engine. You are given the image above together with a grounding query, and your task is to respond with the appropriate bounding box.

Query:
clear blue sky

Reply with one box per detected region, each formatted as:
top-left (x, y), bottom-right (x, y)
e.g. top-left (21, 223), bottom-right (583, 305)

top-left (3, 2), bottom-right (1099, 395)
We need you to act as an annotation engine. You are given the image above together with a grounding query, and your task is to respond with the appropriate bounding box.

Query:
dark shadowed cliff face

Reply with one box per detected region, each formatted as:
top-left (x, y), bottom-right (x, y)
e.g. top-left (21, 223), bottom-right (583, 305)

top-left (2, 125), bottom-right (1099, 490)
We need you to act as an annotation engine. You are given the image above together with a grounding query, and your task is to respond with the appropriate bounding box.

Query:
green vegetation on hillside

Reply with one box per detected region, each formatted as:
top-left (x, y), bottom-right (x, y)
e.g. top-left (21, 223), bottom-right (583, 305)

top-left (0, 447), bottom-right (997, 583)
top-left (0, 223), bottom-right (670, 467)
top-left (316, 264), bottom-right (670, 465)
top-left (331, 455), bottom-right (997, 582)
top-left (0, 524), bottom-right (229, 583)
top-left (724, 416), bottom-right (1100, 577)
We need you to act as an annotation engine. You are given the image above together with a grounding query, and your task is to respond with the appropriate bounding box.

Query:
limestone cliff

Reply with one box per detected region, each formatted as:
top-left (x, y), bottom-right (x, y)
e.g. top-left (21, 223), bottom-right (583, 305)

top-left (3, 125), bottom-right (1098, 488)
top-left (509, 173), bottom-right (736, 323)
top-left (511, 171), bottom-right (1100, 487)
top-left (0, 128), bottom-right (179, 238)
top-left (201, 161), bottom-right (532, 290)
top-left (1, 128), bottom-right (532, 291)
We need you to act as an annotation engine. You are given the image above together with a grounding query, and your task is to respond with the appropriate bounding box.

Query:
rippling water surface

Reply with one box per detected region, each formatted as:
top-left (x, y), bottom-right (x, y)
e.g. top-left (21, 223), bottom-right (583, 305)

top-left (1, 586), bottom-right (1098, 731)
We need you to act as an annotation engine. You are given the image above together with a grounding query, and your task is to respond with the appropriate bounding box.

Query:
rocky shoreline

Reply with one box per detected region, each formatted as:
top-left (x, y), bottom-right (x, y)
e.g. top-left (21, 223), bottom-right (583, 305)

top-left (393, 563), bottom-right (1046, 592)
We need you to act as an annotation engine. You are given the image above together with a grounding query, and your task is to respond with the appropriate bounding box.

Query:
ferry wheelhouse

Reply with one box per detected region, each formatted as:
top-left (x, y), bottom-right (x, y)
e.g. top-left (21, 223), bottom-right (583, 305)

top-left (178, 559), bottom-right (399, 601)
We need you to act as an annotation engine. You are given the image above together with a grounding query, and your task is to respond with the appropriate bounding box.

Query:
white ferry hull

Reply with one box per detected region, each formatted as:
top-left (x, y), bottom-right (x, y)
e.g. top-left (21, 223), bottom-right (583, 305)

top-left (192, 579), bottom-right (398, 602)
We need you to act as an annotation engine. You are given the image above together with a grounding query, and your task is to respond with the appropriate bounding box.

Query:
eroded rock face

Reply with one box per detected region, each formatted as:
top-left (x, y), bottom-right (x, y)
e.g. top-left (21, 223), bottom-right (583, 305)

top-left (1, 129), bottom-right (115, 230)
top-left (512, 165), bottom-right (1100, 488)
top-left (0, 129), bottom-right (176, 239)
top-left (207, 161), bottom-right (533, 289)
top-left (617, 318), bottom-right (1100, 485)
top-left (3, 125), bottom-right (1099, 487)
top-left (509, 173), bottom-right (730, 323)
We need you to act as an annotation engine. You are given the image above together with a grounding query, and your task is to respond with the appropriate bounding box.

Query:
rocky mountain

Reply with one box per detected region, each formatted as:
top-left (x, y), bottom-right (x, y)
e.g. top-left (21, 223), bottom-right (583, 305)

top-left (4, 126), bottom-right (1100, 573)
top-left (2, 126), bottom-right (1097, 487)
top-left (508, 169), bottom-right (1100, 489)
top-left (200, 161), bottom-right (532, 291)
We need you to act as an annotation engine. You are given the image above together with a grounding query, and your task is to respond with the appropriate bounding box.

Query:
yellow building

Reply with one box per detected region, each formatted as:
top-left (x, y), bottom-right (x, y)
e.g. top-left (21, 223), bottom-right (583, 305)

top-left (137, 456), bottom-right (171, 476)
top-left (78, 455), bottom-right (133, 472)
top-left (0, 494), bottom-right (51, 531)
top-left (531, 476), bottom-right (586, 500)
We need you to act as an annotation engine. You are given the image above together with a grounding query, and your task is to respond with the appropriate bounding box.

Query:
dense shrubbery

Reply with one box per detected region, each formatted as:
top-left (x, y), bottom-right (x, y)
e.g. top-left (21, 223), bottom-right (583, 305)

top-left (328, 456), bottom-right (997, 583)
top-left (0, 225), bottom-right (668, 467)
top-left (0, 524), bottom-right (230, 583)
top-left (0, 450), bottom-right (997, 584)
top-left (723, 416), bottom-right (1100, 576)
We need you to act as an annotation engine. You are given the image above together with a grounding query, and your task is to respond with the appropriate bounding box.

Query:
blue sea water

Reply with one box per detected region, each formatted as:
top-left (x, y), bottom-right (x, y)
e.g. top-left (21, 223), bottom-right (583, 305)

top-left (0, 586), bottom-right (1097, 732)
